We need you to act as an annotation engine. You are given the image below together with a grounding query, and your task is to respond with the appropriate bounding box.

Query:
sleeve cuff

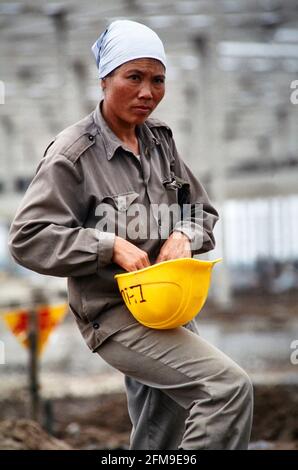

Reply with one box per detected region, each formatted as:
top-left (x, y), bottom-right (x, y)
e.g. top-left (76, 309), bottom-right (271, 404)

top-left (95, 231), bottom-right (115, 270)
top-left (172, 221), bottom-right (195, 242)
top-left (172, 221), bottom-right (204, 250)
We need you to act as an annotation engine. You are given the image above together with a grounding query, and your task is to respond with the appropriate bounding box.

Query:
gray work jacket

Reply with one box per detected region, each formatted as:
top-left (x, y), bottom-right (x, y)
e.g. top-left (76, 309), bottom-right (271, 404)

top-left (8, 102), bottom-right (219, 351)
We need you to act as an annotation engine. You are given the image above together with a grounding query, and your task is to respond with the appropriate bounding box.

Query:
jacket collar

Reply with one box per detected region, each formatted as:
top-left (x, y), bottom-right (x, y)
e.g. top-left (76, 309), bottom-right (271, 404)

top-left (92, 101), bottom-right (160, 160)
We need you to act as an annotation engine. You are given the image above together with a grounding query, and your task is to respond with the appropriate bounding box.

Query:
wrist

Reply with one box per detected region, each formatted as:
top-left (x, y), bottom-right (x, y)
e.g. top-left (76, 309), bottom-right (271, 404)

top-left (172, 230), bottom-right (191, 242)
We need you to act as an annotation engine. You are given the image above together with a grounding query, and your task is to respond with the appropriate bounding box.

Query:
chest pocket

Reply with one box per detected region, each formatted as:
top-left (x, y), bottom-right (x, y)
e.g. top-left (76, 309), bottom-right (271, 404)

top-left (103, 191), bottom-right (139, 212)
top-left (100, 191), bottom-right (140, 240)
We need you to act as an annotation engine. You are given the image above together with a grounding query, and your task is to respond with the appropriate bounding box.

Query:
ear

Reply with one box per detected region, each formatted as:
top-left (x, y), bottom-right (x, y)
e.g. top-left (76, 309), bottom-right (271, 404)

top-left (101, 78), bottom-right (106, 91)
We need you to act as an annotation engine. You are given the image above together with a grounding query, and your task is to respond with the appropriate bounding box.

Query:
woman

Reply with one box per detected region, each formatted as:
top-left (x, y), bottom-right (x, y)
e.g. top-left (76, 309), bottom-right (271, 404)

top-left (8, 20), bottom-right (253, 450)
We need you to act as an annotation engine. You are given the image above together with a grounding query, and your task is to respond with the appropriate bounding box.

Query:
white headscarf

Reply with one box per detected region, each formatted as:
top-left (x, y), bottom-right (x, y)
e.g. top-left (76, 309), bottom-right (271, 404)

top-left (91, 20), bottom-right (167, 78)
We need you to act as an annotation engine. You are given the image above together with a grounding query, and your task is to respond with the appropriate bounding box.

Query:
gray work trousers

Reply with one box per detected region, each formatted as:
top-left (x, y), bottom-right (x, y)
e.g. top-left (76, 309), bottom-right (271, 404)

top-left (96, 319), bottom-right (253, 450)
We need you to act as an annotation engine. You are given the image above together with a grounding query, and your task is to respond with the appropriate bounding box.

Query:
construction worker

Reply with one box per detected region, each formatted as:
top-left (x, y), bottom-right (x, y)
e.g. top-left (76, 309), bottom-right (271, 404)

top-left (8, 20), bottom-right (253, 449)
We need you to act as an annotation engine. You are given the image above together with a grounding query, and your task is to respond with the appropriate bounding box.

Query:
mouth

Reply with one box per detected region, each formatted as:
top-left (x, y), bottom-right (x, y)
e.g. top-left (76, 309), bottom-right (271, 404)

top-left (133, 106), bottom-right (152, 114)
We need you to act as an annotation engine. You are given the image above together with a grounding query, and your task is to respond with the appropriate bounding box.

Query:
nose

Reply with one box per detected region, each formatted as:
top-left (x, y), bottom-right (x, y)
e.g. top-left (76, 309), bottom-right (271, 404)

top-left (138, 83), bottom-right (153, 100)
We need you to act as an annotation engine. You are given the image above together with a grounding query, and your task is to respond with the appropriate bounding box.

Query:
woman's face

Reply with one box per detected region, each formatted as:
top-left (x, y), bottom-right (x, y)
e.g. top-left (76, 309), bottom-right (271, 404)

top-left (101, 58), bottom-right (166, 126)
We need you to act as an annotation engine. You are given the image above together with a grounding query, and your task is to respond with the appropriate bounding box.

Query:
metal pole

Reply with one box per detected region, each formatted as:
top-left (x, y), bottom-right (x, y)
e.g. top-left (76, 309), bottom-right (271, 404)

top-left (28, 301), bottom-right (40, 422)
top-left (27, 286), bottom-right (47, 422)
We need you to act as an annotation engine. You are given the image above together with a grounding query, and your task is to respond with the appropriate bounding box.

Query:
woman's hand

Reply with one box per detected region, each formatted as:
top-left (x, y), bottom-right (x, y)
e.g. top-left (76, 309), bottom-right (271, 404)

top-left (156, 231), bottom-right (191, 263)
top-left (112, 236), bottom-right (151, 272)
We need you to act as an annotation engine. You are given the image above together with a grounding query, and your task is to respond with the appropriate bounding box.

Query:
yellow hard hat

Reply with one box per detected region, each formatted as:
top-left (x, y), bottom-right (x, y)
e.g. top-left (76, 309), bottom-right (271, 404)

top-left (115, 257), bottom-right (222, 329)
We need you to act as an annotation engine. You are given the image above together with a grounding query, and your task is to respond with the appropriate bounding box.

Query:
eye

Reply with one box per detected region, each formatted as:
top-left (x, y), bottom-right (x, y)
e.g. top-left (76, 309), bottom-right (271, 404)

top-left (128, 74), bottom-right (141, 81)
top-left (154, 77), bottom-right (165, 84)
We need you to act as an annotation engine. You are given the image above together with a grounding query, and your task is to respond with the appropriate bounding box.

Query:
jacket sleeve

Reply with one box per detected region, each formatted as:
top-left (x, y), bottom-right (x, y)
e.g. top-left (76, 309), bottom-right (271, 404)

top-left (169, 136), bottom-right (219, 255)
top-left (8, 153), bottom-right (115, 277)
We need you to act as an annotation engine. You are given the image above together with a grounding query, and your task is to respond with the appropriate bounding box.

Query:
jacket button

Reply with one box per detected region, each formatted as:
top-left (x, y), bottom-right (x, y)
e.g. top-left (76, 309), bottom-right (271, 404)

top-left (88, 134), bottom-right (94, 141)
top-left (92, 322), bottom-right (100, 330)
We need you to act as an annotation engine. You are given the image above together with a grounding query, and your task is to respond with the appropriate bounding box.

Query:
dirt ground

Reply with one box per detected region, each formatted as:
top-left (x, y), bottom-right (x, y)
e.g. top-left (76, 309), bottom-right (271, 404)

top-left (0, 384), bottom-right (298, 450)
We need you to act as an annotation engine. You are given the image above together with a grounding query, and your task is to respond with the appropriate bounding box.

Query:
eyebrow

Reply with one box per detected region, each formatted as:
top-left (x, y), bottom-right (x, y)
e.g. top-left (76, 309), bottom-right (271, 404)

top-left (125, 69), bottom-right (166, 78)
